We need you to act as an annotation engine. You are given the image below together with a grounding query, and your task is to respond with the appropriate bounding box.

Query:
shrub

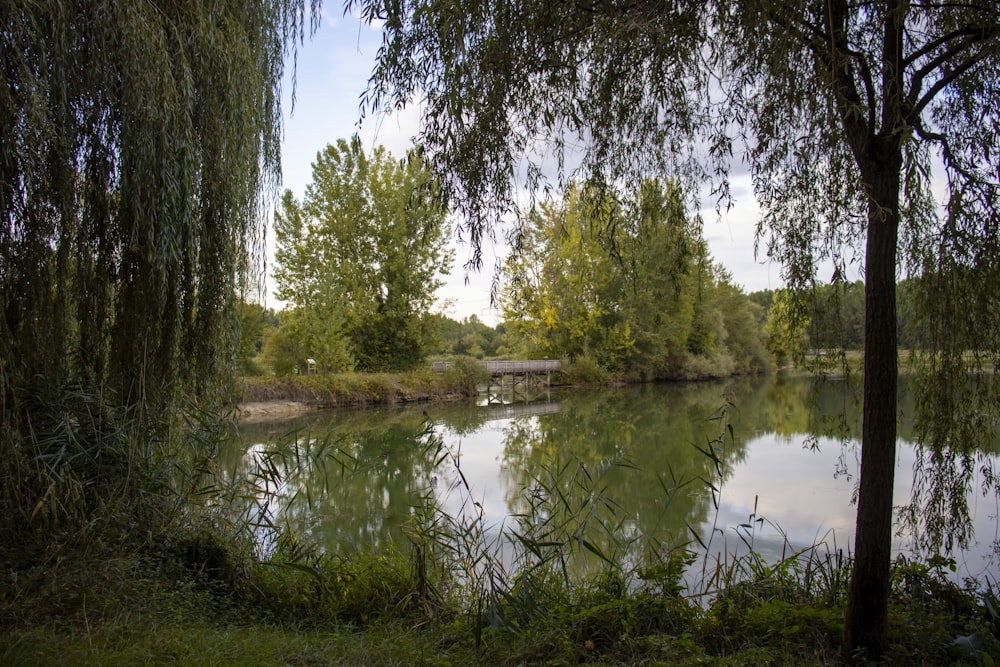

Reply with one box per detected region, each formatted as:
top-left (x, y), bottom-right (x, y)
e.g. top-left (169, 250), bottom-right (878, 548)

top-left (560, 355), bottom-right (606, 385)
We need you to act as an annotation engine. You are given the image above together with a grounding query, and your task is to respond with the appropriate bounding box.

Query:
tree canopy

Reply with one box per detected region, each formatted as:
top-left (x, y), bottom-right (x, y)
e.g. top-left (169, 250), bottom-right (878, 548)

top-left (272, 138), bottom-right (452, 372)
top-left (347, 0), bottom-right (1000, 659)
top-left (502, 178), bottom-right (771, 379)
top-left (1, 0), bottom-right (317, 407)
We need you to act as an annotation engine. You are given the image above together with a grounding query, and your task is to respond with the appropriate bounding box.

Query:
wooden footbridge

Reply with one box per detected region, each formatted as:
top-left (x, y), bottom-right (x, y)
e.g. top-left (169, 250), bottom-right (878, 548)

top-left (482, 359), bottom-right (560, 382)
top-left (432, 359), bottom-right (561, 404)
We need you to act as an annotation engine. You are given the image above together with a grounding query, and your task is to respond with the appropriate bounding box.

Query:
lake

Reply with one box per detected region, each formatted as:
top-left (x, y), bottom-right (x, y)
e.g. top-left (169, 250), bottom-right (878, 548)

top-left (227, 373), bottom-right (999, 588)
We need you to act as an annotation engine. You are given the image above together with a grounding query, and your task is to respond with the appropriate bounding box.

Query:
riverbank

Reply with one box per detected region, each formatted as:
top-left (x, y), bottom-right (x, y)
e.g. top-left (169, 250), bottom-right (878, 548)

top-left (237, 364), bottom-right (488, 420)
top-left (234, 356), bottom-right (759, 421)
top-left (3, 544), bottom-right (994, 666)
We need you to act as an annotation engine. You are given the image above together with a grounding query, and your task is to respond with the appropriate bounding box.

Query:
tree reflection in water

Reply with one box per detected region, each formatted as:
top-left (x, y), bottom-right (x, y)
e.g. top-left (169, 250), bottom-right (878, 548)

top-left (225, 374), bottom-right (998, 585)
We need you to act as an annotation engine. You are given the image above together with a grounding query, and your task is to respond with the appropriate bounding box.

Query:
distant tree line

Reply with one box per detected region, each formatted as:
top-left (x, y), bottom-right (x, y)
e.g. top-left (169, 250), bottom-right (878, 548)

top-left (254, 149), bottom-right (938, 379)
top-left (254, 172), bottom-right (778, 378)
top-left (238, 305), bottom-right (508, 375)
top-left (423, 314), bottom-right (510, 359)
top-left (753, 279), bottom-right (927, 361)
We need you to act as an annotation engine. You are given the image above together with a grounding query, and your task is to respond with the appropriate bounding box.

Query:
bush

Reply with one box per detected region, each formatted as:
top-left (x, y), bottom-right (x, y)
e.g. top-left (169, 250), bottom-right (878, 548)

top-left (560, 355), bottom-right (606, 385)
top-left (442, 356), bottom-right (491, 391)
top-left (679, 352), bottom-right (737, 380)
top-left (249, 536), bottom-right (431, 625)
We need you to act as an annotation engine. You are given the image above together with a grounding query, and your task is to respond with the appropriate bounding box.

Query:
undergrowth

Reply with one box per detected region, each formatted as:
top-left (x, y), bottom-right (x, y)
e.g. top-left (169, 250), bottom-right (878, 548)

top-left (240, 364), bottom-right (484, 407)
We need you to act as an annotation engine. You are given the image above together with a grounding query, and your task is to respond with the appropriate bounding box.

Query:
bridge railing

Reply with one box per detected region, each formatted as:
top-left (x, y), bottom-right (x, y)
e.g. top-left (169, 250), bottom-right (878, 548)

top-left (484, 401), bottom-right (561, 421)
top-left (431, 360), bottom-right (561, 374)
top-left (482, 360), bottom-right (561, 374)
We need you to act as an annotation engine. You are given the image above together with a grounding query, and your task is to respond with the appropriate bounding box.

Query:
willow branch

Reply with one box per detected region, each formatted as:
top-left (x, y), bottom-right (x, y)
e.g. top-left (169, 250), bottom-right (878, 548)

top-left (907, 36), bottom-right (997, 121)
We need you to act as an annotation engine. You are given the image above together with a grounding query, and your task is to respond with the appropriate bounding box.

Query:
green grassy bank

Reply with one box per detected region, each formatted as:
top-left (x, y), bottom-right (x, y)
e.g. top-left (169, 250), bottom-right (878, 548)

top-left (235, 355), bottom-right (634, 413)
top-left (238, 359), bottom-right (490, 410)
top-left (235, 353), bottom-right (725, 414)
top-left (2, 539), bottom-right (996, 666)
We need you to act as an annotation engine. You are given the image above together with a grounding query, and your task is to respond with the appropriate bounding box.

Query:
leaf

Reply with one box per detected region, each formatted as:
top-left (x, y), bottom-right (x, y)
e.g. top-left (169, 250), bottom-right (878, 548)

top-left (580, 538), bottom-right (613, 565)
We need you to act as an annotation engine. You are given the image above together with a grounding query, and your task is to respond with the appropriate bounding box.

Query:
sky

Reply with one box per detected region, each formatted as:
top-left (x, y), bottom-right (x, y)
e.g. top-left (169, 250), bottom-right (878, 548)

top-left (275, 12), bottom-right (789, 325)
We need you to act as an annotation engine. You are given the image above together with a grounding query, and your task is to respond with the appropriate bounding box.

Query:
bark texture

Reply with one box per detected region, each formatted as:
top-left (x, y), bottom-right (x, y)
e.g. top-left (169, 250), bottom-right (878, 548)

top-left (843, 148), bottom-right (901, 661)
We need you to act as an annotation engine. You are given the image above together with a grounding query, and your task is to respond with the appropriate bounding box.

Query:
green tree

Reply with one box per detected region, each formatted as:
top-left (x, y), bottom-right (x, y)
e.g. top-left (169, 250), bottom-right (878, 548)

top-left (237, 302), bottom-right (280, 375)
top-left (1, 0), bottom-right (310, 548)
top-left (262, 305), bottom-right (355, 374)
top-left (274, 138), bottom-right (452, 371)
top-left (272, 185), bottom-right (356, 373)
top-left (422, 312), bottom-right (463, 355)
top-left (502, 182), bottom-right (628, 366)
top-left (421, 313), bottom-right (508, 358)
top-left (764, 289), bottom-right (811, 367)
top-left (747, 289), bottom-right (776, 313)
top-left (503, 179), bottom-right (769, 379)
top-left (712, 269), bottom-right (773, 374)
top-left (348, 0), bottom-right (1000, 658)
top-left (792, 281), bottom-right (867, 351)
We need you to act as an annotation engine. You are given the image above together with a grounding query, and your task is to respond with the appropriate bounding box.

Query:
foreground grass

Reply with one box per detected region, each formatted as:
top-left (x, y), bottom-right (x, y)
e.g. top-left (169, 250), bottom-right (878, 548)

top-left (2, 541), bottom-right (997, 666)
top-left (4, 620), bottom-right (472, 667)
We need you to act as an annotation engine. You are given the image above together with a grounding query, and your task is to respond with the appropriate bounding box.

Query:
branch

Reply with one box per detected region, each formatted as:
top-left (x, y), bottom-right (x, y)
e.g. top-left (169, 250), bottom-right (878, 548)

top-left (824, 0), bottom-right (873, 160)
top-left (912, 121), bottom-right (978, 185)
top-left (907, 32), bottom-right (998, 122)
top-left (765, 5), bottom-right (878, 127)
top-left (909, 2), bottom-right (998, 12)
top-left (903, 24), bottom-right (990, 68)
top-left (906, 23), bottom-right (999, 112)
top-left (881, 0), bottom-right (906, 134)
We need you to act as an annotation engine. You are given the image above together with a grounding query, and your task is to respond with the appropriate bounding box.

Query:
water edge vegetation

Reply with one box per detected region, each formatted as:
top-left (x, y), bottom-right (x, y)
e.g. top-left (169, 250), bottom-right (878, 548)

top-left (5, 372), bottom-right (1000, 666)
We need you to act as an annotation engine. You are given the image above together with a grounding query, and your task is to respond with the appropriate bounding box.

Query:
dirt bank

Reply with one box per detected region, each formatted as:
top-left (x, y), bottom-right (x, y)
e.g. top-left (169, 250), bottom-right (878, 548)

top-left (236, 400), bottom-right (316, 423)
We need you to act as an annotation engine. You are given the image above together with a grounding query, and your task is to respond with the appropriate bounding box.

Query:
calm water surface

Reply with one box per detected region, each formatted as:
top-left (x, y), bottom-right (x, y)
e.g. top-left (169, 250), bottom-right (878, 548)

top-left (228, 373), bottom-right (999, 583)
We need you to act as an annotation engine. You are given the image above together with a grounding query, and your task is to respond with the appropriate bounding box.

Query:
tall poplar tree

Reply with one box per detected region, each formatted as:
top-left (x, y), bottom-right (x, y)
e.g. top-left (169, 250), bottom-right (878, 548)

top-left (346, 0), bottom-right (1000, 659)
top-left (274, 138), bottom-right (452, 371)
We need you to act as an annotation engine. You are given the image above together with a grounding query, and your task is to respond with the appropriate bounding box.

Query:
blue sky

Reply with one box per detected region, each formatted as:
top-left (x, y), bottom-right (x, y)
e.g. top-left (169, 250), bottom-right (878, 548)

top-left (276, 11), bottom-right (789, 324)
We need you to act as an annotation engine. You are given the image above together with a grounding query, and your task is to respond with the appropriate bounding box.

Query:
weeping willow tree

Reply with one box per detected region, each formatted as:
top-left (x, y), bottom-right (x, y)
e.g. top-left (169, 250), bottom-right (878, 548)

top-left (347, 0), bottom-right (999, 660)
top-left (0, 0), bottom-right (315, 553)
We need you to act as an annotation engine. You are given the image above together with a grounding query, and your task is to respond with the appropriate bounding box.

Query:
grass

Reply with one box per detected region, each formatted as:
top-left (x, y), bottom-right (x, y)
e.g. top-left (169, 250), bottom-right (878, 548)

top-left (3, 544), bottom-right (997, 666)
top-left (3, 619), bottom-right (468, 667)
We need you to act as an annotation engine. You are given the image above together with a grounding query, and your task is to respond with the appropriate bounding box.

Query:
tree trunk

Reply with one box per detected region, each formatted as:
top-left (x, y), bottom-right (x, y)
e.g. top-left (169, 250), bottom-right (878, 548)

top-left (843, 154), bottom-right (900, 662)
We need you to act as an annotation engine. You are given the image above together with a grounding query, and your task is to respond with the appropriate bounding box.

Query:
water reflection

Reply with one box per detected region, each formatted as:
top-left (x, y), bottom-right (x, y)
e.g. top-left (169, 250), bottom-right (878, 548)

top-left (227, 374), bottom-right (998, 582)
top-left (226, 407), bottom-right (444, 549)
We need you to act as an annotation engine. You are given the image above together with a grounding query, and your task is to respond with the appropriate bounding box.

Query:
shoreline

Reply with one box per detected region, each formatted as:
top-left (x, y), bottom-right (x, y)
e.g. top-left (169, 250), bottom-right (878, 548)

top-left (236, 400), bottom-right (317, 423)
top-left (235, 391), bottom-right (478, 423)
top-left (233, 367), bottom-right (785, 423)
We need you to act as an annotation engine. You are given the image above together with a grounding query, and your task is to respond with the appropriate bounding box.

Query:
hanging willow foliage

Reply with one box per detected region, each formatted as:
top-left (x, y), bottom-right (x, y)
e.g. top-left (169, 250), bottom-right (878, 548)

top-left (1, 0), bottom-right (319, 407)
top-left (0, 0), bottom-right (318, 544)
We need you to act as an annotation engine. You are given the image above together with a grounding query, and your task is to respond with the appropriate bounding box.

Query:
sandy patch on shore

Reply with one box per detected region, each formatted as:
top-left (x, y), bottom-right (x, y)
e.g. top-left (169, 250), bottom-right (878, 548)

top-left (237, 401), bottom-right (315, 422)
